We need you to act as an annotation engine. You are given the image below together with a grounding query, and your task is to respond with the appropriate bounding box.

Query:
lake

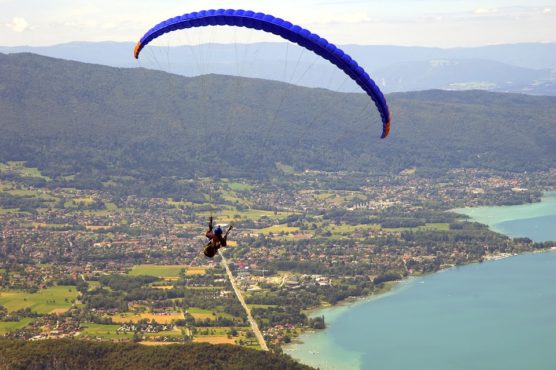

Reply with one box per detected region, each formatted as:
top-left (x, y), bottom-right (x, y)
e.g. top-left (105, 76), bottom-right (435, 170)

top-left (453, 191), bottom-right (556, 242)
top-left (285, 192), bottom-right (556, 370)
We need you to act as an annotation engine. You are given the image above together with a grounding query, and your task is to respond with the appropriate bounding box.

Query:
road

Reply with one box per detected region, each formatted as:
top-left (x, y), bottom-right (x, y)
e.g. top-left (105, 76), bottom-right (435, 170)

top-left (220, 252), bottom-right (269, 351)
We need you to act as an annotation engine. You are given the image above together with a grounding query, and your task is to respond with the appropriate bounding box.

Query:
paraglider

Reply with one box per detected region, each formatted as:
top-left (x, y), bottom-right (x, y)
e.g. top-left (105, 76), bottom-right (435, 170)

top-left (134, 9), bottom-right (391, 138)
top-left (134, 10), bottom-right (392, 255)
top-left (204, 216), bottom-right (233, 258)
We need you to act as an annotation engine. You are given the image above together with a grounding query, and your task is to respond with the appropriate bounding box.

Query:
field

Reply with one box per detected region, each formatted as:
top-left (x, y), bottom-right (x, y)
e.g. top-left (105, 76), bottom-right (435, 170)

top-left (383, 223), bottom-right (451, 232)
top-left (193, 327), bottom-right (257, 346)
top-left (80, 323), bottom-right (133, 340)
top-left (87, 281), bottom-right (101, 291)
top-left (0, 318), bottom-right (35, 335)
top-left (128, 265), bottom-right (207, 278)
top-left (247, 304), bottom-right (277, 309)
top-left (140, 341), bottom-right (178, 346)
top-left (143, 328), bottom-right (185, 339)
top-left (80, 323), bottom-right (184, 341)
top-left (186, 307), bottom-right (236, 321)
top-left (0, 161), bottom-right (50, 180)
top-left (187, 307), bottom-right (216, 321)
top-left (305, 191), bottom-right (366, 206)
top-left (85, 225), bottom-right (113, 231)
top-left (193, 336), bottom-right (236, 344)
top-left (226, 181), bottom-right (253, 191)
top-left (0, 286), bottom-right (79, 314)
top-left (0, 186), bottom-right (56, 201)
top-left (197, 208), bottom-right (295, 223)
top-left (186, 267), bottom-right (208, 275)
top-left (109, 312), bottom-right (184, 324)
top-left (253, 225), bottom-right (300, 236)
top-left (0, 209), bottom-right (21, 215)
top-left (166, 199), bottom-right (195, 208)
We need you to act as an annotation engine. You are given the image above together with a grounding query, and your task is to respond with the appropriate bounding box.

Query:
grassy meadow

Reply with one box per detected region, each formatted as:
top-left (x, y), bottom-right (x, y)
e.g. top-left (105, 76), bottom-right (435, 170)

top-left (0, 286), bottom-right (79, 314)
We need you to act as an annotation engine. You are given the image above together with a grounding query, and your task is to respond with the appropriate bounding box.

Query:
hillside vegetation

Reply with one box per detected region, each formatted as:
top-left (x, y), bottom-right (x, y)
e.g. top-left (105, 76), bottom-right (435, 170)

top-left (0, 339), bottom-right (312, 370)
top-left (1, 53), bottom-right (555, 193)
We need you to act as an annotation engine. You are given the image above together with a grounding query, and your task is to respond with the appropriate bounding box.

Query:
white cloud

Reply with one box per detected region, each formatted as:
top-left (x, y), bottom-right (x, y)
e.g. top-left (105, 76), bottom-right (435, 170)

top-left (0, 1), bottom-right (555, 47)
top-left (304, 10), bottom-right (372, 24)
top-left (6, 16), bottom-right (29, 32)
top-left (474, 8), bottom-right (498, 15)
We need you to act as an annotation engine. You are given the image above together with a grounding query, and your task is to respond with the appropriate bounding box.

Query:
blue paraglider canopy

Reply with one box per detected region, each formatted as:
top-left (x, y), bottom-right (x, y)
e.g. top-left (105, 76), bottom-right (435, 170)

top-left (134, 9), bottom-right (391, 138)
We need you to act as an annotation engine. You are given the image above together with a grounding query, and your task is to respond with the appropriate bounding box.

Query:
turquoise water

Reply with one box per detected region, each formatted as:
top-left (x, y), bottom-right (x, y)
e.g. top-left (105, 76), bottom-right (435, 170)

top-left (495, 215), bottom-right (556, 242)
top-left (453, 191), bottom-right (556, 242)
top-left (286, 192), bottom-right (556, 369)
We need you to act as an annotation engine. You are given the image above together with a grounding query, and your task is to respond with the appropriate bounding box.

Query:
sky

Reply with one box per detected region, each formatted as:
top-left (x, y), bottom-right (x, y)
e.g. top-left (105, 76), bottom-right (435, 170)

top-left (1, 0), bottom-right (555, 47)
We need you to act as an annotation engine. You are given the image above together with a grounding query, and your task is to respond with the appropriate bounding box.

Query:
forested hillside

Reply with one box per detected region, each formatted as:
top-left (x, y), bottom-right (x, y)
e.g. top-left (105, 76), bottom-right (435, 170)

top-left (1, 52), bottom-right (555, 190)
top-left (0, 340), bottom-right (312, 370)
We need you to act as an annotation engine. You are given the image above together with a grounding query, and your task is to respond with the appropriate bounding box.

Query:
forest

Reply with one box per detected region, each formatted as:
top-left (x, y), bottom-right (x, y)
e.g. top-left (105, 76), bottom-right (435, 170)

top-left (1, 53), bottom-right (555, 199)
top-left (0, 339), bottom-right (313, 370)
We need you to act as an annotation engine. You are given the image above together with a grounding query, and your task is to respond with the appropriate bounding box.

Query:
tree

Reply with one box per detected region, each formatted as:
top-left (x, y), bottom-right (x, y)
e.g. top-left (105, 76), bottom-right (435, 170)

top-left (132, 332), bottom-right (141, 343)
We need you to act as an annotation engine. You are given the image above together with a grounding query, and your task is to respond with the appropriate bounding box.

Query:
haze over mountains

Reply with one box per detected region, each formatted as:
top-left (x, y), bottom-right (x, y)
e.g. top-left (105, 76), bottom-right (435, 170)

top-left (1, 52), bottom-right (555, 189)
top-left (1, 42), bottom-right (555, 96)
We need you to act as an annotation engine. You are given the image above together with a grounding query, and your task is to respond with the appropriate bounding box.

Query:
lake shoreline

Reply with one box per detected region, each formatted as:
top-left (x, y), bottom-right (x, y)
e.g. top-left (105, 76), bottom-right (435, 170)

top-left (286, 249), bottom-right (556, 370)
top-left (286, 244), bottom-right (556, 347)
top-left (283, 192), bottom-right (556, 368)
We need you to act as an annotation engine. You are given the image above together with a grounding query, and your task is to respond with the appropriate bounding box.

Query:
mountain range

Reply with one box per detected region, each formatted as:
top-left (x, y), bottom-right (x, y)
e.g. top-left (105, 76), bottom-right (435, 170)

top-left (0, 52), bottom-right (555, 190)
top-left (1, 42), bottom-right (555, 96)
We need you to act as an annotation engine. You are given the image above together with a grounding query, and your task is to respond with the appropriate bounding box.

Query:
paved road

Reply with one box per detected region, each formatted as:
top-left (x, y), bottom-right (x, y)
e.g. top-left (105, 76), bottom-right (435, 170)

top-left (220, 252), bottom-right (269, 351)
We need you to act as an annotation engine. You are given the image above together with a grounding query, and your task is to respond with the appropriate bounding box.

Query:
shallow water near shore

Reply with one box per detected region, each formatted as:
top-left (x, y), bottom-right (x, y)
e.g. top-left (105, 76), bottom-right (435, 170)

top-left (453, 191), bottom-right (556, 242)
top-left (285, 192), bottom-right (556, 370)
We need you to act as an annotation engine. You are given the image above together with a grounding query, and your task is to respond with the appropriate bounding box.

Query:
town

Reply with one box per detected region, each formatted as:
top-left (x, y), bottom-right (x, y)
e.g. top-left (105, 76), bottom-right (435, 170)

top-left (1, 161), bottom-right (555, 350)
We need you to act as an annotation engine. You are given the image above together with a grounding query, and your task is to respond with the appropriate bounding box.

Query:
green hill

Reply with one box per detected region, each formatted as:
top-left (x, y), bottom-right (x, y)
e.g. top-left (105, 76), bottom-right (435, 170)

top-left (1, 52), bottom-right (555, 192)
top-left (0, 339), bottom-right (312, 370)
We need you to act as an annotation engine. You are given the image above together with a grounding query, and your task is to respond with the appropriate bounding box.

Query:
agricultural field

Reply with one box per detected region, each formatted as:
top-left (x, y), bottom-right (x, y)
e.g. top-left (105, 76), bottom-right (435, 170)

top-left (166, 199), bottom-right (196, 208)
top-left (0, 318), bottom-right (35, 335)
top-left (81, 323), bottom-right (185, 342)
top-left (274, 162), bottom-right (296, 175)
top-left (151, 285), bottom-right (174, 290)
top-left (186, 307), bottom-right (236, 321)
top-left (0, 161), bottom-right (50, 180)
top-left (383, 222), bottom-right (451, 232)
top-left (225, 181), bottom-right (253, 192)
top-left (128, 265), bottom-right (206, 278)
top-left (0, 208), bottom-right (21, 215)
top-left (253, 225), bottom-right (300, 236)
top-left (219, 190), bottom-right (249, 205)
top-left (86, 281), bottom-right (101, 291)
top-left (247, 304), bottom-right (277, 309)
top-left (186, 267), bottom-right (208, 276)
top-left (304, 190), bottom-right (367, 206)
top-left (186, 307), bottom-right (217, 321)
top-left (143, 328), bottom-right (185, 339)
top-left (80, 323), bottom-right (133, 340)
top-left (193, 327), bottom-right (255, 346)
top-left (198, 208), bottom-right (296, 223)
top-left (109, 312), bottom-right (185, 324)
top-left (0, 286), bottom-right (79, 314)
top-left (193, 335), bottom-right (236, 345)
top-left (140, 341), bottom-right (177, 346)
top-left (1, 187), bottom-right (57, 201)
